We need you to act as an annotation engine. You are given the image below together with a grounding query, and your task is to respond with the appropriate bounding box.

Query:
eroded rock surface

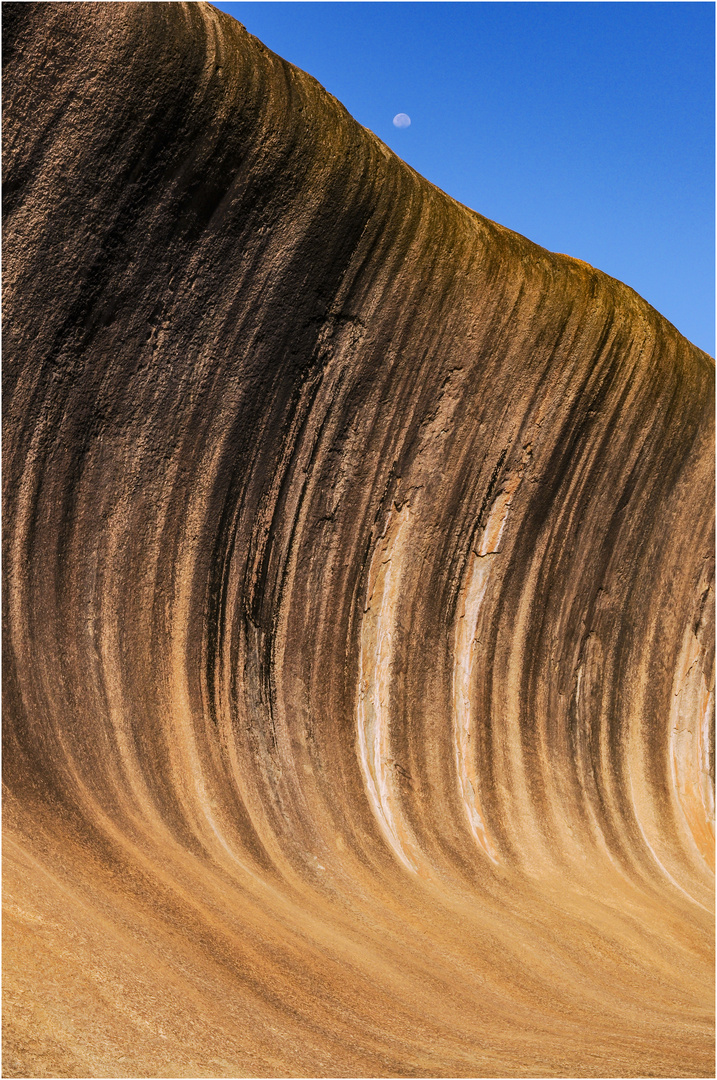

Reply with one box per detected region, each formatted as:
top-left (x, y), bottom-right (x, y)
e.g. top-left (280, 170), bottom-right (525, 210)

top-left (3, 3), bottom-right (714, 1076)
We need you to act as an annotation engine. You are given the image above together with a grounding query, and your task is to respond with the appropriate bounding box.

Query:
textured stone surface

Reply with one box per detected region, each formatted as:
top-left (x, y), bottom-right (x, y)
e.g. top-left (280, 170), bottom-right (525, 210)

top-left (2, 3), bottom-right (714, 1076)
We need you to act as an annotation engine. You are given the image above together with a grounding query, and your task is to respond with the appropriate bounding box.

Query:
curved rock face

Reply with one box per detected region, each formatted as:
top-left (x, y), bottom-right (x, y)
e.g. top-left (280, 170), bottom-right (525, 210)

top-left (3, 3), bottom-right (714, 1076)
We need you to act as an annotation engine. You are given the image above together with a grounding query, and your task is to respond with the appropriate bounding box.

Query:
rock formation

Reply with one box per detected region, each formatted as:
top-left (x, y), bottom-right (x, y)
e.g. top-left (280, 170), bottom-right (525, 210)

top-left (3, 2), bottom-right (714, 1076)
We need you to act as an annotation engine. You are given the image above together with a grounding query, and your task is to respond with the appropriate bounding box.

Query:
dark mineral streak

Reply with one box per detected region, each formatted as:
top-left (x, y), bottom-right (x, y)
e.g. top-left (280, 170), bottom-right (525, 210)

top-left (3, 2), bottom-right (714, 1077)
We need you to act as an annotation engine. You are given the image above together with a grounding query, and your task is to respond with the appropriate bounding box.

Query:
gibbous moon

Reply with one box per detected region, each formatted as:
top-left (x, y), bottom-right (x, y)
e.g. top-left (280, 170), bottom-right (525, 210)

top-left (392, 113), bottom-right (411, 128)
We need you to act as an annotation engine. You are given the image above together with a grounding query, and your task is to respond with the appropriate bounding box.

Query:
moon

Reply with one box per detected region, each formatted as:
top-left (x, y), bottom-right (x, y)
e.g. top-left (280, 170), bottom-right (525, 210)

top-left (392, 113), bottom-right (411, 128)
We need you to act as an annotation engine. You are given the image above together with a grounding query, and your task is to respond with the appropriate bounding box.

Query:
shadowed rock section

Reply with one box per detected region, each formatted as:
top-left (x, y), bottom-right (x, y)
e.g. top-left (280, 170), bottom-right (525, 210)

top-left (3, 3), bottom-right (714, 1076)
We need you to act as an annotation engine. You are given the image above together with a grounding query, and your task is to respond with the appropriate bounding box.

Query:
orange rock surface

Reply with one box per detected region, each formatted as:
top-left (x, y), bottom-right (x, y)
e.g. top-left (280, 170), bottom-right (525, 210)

top-left (3, 3), bottom-right (714, 1076)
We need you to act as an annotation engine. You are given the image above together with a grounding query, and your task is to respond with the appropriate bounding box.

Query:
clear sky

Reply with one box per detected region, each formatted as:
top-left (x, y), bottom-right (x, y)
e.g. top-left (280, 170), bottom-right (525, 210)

top-left (212, 1), bottom-right (715, 355)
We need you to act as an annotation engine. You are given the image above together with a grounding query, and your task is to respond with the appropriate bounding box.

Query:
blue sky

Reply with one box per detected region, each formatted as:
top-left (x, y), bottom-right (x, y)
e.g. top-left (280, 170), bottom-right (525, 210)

top-left (213, 2), bottom-right (715, 355)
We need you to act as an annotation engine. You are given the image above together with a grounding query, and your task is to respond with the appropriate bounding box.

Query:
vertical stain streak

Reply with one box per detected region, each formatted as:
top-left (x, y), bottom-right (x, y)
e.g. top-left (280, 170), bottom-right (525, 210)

top-left (670, 628), bottom-right (715, 870)
top-left (452, 466), bottom-right (525, 861)
top-left (357, 505), bottom-right (418, 873)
